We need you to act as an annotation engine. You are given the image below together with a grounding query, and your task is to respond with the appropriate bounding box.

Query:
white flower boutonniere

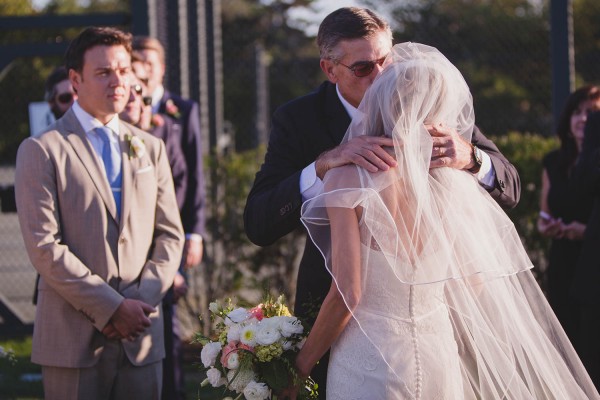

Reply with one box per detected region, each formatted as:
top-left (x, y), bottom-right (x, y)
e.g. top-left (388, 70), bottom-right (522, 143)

top-left (125, 134), bottom-right (146, 159)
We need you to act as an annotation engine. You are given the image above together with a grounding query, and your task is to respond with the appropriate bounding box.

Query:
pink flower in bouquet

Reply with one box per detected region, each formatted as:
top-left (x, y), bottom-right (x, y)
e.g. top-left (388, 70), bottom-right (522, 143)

top-left (250, 305), bottom-right (264, 321)
top-left (221, 341), bottom-right (254, 368)
top-left (221, 342), bottom-right (238, 366)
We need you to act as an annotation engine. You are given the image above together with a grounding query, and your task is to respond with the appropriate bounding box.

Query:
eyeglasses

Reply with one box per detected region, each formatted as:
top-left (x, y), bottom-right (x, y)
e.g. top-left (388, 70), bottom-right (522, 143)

top-left (336, 56), bottom-right (387, 78)
top-left (56, 92), bottom-right (74, 104)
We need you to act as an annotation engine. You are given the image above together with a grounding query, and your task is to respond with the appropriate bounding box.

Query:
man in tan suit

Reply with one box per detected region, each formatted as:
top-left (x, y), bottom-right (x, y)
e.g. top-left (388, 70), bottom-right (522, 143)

top-left (15, 27), bottom-right (184, 399)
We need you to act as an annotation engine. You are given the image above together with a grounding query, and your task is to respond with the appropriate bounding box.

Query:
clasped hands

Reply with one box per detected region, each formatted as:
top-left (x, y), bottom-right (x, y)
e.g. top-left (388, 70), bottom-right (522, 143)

top-left (315, 123), bottom-right (473, 179)
top-left (537, 215), bottom-right (586, 241)
top-left (102, 298), bottom-right (155, 341)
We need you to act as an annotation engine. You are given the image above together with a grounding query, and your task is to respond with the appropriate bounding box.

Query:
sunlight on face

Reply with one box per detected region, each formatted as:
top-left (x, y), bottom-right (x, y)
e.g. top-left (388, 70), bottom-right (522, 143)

top-left (71, 45), bottom-right (131, 124)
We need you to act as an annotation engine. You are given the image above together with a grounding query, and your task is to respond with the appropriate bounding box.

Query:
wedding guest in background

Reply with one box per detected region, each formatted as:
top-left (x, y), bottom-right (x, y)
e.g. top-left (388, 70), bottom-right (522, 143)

top-left (119, 60), bottom-right (187, 209)
top-left (133, 36), bottom-right (206, 400)
top-left (572, 109), bottom-right (600, 390)
top-left (244, 7), bottom-right (520, 396)
top-left (15, 26), bottom-right (184, 399)
top-left (537, 85), bottom-right (600, 345)
top-left (44, 65), bottom-right (77, 120)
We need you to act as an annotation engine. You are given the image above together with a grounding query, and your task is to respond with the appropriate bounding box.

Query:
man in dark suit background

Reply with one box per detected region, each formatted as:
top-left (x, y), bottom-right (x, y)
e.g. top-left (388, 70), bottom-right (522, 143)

top-left (132, 36), bottom-right (206, 400)
top-left (244, 7), bottom-right (521, 397)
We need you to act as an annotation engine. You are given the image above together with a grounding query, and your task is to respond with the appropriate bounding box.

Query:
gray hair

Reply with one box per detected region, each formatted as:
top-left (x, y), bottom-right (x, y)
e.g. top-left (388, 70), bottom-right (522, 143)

top-left (317, 7), bottom-right (392, 61)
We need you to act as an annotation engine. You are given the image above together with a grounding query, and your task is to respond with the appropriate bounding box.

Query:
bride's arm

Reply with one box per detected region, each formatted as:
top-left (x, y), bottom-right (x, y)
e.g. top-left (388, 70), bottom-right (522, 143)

top-left (295, 206), bottom-right (362, 379)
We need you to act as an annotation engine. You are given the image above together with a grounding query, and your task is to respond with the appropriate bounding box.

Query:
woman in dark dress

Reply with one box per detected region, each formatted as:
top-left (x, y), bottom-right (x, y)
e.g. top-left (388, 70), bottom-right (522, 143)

top-left (538, 85), bottom-right (600, 345)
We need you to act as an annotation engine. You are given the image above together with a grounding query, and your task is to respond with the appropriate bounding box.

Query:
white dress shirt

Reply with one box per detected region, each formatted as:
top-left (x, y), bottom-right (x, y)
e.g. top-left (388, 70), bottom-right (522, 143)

top-left (72, 101), bottom-right (122, 170)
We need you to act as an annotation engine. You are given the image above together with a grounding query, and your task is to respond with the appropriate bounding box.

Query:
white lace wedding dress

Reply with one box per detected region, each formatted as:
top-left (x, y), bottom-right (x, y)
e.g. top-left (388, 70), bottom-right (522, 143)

top-left (327, 246), bottom-right (463, 400)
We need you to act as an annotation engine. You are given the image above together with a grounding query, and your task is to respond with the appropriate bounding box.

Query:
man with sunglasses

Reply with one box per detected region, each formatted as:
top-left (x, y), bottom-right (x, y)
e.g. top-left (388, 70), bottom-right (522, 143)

top-left (44, 66), bottom-right (77, 120)
top-left (119, 72), bottom-right (187, 211)
top-left (244, 7), bottom-right (521, 397)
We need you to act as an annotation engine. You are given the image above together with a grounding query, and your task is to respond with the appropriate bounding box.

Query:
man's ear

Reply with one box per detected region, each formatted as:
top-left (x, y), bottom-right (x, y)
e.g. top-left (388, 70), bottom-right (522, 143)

top-left (320, 59), bottom-right (338, 84)
top-left (69, 68), bottom-right (81, 92)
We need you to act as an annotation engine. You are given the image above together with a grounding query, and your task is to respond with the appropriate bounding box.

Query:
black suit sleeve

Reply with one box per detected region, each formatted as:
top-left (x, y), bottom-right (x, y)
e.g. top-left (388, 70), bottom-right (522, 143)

top-left (472, 126), bottom-right (521, 209)
top-left (244, 106), bottom-right (307, 247)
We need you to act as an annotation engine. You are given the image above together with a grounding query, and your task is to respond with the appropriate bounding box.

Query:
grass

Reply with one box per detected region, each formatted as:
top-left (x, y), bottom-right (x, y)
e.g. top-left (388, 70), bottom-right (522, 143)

top-left (0, 337), bottom-right (225, 400)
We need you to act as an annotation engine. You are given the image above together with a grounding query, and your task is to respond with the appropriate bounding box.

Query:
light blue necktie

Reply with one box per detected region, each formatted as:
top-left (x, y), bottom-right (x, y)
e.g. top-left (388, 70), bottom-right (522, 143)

top-left (95, 126), bottom-right (122, 217)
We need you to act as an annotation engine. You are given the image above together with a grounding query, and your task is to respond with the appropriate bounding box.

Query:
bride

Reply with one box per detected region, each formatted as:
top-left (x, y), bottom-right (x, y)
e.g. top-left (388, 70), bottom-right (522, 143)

top-left (285, 43), bottom-right (599, 399)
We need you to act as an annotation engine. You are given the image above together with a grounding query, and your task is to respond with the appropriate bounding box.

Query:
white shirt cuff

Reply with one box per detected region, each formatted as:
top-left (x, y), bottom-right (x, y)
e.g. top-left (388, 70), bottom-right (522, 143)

top-left (185, 233), bottom-right (203, 243)
top-left (476, 151), bottom-right (496, 189)
top-left (300, 162), bottom-right (324, 201)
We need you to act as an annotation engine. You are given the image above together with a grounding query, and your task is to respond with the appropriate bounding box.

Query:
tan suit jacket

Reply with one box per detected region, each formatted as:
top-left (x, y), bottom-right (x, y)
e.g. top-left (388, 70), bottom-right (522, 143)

top-left (15, 108), bottom-right (184, 368)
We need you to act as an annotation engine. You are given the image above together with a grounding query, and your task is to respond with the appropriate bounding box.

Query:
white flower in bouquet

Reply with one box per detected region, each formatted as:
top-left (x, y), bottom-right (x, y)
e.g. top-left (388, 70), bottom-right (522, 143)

top-left (226, 307), bottom-right (250, 325)
top-left (206, 367), bottom-right (226, 387)
top-left (240, 324), bottom-right (258, 347)
top-left (256, 319), bottom-right (282, 346)
top-left (201, 341), bottom-right (222, 368)
top-left (227, 322), bottom-right (242, 342)
top-left (243, 380), bottom-right (271, 400)
top-left (279, 316), bottom-right (304, 337)
top-left (227, 368), bottom-right (256, 393)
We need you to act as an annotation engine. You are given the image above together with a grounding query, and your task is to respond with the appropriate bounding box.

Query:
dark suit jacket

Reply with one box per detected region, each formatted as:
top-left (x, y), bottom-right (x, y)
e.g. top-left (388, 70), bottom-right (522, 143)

top-left (572, 111), bottom-right (600, 305)
top-left (244, 80), bottom-right (521, 395)
top-left (150, 114), bottom-right (187, 210)
top-left (159, 91), bottom-right (206, 237)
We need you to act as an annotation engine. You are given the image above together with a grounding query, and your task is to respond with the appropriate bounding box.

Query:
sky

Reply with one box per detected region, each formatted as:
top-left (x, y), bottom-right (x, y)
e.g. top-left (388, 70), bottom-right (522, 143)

top-left (30, 0), bottom-right (371, 37)
top-left (288, 0), bottom-right (365, 36)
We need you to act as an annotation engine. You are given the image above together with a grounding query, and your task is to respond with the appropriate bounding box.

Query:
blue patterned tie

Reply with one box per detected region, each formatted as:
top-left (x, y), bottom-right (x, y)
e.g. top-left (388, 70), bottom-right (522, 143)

top-left (95, 126), bottom-right (122, 217)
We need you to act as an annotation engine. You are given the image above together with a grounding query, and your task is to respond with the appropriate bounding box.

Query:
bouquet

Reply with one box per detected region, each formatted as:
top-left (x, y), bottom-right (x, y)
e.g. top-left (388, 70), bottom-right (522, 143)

top-left (194, 296), bottom-right (318, 400)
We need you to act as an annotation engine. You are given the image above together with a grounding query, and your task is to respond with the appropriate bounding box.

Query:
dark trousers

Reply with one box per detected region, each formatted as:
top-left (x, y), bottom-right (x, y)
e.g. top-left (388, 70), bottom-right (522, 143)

top-left (161, 290), bottom-right (185, 400)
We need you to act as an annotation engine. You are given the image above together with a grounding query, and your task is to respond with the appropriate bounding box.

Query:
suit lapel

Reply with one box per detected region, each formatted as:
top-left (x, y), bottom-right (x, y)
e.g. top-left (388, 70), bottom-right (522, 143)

top-left (119, 123), bottom-right (134, 233)
top-left (62, 109), bottom-right (119, 222)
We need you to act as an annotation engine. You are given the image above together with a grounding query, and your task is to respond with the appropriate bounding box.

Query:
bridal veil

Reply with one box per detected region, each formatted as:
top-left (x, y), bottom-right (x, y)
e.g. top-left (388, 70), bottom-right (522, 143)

top-left (301, 42), bottom-right (599, 399)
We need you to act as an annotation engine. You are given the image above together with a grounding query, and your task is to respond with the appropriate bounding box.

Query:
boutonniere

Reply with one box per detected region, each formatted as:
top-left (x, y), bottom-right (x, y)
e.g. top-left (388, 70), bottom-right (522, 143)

top-left (151, 113), bottom-right (165, 127)
top-left (165, 99), bottom-right (181, 119)
top-left (125, 134), bottom-right (146, 159)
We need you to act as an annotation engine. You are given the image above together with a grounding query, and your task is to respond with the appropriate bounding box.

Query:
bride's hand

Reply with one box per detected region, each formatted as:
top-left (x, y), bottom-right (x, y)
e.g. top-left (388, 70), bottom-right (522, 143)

top-left (427, 124), bottom-right (473, 170)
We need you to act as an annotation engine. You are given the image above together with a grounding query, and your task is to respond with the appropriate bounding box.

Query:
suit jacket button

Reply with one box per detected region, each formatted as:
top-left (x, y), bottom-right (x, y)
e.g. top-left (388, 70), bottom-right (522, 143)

top-left (119, 237), bottom-right (126, 244)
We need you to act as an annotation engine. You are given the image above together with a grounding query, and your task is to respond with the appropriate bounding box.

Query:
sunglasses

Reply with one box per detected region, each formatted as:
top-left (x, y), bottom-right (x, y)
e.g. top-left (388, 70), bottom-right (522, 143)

top-left (337, 56), bottom-right (387, 78)
top-left (56, 92), bottom-right (73, 104)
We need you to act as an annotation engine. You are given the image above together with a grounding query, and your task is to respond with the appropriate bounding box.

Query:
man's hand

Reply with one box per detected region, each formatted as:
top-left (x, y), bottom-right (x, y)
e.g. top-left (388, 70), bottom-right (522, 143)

top-left (315, 136), bottom-right (396, 179)
top-left (109, 299), bottom-right (155, 341)
top-left (183, 238), bottom-right (203, 269)
top-left (173, 272), bottom-right (188, 302)
top-left (562, 221), bottom-right (586, 241)
top-left (537, 215), bottom-right (563, 238)
top-left (428, 124), bottom-right (473, 170)
top-left (102, 322), bottom-right (125, 340)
